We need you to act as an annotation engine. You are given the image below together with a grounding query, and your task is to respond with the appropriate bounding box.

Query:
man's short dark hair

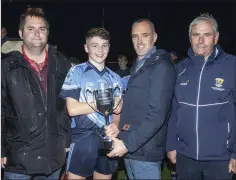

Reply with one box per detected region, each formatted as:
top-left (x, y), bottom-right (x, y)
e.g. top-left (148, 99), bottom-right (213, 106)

top-left (132, 19), bottom-right (156, 33)
top-left (85, 27), bottom-right (110, 41)
top-left (19, 8), bottom-right (49, 30)
top-left (118, 55), bottom-right (128, 62)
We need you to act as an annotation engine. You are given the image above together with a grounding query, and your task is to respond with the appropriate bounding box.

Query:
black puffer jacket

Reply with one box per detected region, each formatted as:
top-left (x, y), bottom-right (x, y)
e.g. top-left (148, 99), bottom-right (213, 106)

top-left (1, 41), bottom-right (71, 175)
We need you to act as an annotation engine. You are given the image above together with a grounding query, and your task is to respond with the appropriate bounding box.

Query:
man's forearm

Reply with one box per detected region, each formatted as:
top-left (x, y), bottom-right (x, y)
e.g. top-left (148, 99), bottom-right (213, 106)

top-left (66, 98), bottom-right (95, 116)
top-left (112, 114), bottom-right (120, 127)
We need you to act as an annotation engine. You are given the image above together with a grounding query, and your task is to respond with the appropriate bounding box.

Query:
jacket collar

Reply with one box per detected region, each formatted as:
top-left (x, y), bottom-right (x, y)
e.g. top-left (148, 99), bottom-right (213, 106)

top-left (187, 44), bottom-right (224, 66)
top-left (135, 46), bottom-right (157, 62)
top-left (8, 44), bottom-right (57, 70)
top-left (129, 49), bottom-right (169, 84)
top-left (133, 46), bottom-right (156, 73)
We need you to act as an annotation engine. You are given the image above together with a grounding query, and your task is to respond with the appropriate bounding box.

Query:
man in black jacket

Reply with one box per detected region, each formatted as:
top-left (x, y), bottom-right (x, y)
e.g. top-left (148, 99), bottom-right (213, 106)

top-left (1, 8), bottom-right (71, 179)
top-left (107, 19), bottom-right (176, 179)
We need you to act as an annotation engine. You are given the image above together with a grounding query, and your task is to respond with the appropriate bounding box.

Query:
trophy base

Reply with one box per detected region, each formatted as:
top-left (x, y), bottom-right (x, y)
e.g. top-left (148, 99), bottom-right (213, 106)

top-left (99, 138), bottom-right (113, 154)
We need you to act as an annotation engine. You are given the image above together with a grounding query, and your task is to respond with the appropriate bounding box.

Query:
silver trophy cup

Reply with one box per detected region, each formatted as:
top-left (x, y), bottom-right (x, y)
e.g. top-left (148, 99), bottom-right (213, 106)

top-left (85, 82), bottom-right (122, 154)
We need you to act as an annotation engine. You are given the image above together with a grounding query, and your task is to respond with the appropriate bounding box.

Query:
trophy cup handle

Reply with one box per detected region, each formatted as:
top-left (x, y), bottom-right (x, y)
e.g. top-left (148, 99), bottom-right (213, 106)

top-left (85, 88), bottom-right (98, 113)
top-left (112, 85), bottom-right (122, 111)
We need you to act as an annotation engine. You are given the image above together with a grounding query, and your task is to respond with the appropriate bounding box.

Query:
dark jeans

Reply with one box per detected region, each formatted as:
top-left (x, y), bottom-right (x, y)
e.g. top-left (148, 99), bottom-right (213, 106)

top-left (176, 153), bottom-right (233, 180)
top-left (3, 168), bottom-right (61, 180)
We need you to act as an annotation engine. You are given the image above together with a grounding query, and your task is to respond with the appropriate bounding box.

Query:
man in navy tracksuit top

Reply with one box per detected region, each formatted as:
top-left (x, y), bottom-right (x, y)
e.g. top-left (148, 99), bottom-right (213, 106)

top-left (166, 13), bottom-right (236, 179)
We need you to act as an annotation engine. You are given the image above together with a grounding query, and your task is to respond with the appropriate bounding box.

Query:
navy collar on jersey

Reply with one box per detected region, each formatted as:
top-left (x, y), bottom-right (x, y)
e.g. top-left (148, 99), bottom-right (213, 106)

top-left (86, 61), bottom-right (109, 76)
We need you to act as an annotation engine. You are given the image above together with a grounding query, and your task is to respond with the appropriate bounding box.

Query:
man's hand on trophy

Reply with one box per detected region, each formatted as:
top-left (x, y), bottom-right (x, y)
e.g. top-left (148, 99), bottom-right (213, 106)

top-left (105, 123), bottom-right (119, 138)
top-left (107, 137), bottom-right (128, 157)
top-left (113, 97), bottom-right (123, 114)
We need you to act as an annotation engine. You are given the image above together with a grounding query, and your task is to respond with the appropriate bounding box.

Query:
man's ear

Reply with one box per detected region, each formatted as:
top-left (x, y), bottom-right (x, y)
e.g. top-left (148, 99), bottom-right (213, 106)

top-left (19, 29), bottom-right (23, 39)
top-left (153, 32), bottom-right (158, 43)
top-left (214, 32), bottom-right (219, 45)
top-left (84, 44), bottom-right (88, 53)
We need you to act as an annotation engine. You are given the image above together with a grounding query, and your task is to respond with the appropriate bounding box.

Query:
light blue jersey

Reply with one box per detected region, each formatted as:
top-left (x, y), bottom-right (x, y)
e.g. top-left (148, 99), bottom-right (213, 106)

top-left (60, 61), bottom-right (122, 136)
top-left (121, 75), bottom-right (130, 93)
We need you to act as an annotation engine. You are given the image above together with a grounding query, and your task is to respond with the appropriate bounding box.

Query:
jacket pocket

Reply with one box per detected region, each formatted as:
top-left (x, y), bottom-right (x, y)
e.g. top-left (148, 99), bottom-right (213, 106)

top-left (176, 105), bottom-right (196, 143)
top-left (198, 104), bottom-right (230, 158)
top-left (7, 145), bottom-right (45, 172)
top-left (119, 121), bottom-right (145, 156)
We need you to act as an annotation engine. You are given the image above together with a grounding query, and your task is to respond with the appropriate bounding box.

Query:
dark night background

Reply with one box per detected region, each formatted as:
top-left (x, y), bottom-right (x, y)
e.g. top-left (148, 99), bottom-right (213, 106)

top-left (2, 0), bottom-right (236, 69)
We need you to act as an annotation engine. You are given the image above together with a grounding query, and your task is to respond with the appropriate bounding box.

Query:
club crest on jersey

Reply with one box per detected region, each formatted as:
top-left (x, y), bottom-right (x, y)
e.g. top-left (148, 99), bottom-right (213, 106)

top-left (100, 82), bottom-right (105, 89)
top-left (211, 78), bottom-right (225, 91)
top-left (86, 82), bottom-right (94, 87)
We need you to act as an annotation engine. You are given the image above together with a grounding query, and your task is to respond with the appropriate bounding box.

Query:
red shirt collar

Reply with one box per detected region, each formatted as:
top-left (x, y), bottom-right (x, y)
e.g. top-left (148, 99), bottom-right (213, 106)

top-left (22, 45), bottom-right (48, 72)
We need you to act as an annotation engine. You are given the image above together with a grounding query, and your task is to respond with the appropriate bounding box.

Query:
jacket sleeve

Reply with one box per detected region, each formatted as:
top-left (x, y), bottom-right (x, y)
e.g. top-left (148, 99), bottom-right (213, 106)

top-left (119, 61), bottom-right (176, 153)
top-left (232, 99), bottom-right (236, 159)
top-left (1, 60), bottom-right (8, 157)
top-left (1, 113), bottom-right (7, 157)
top-left (232, 58), bottom-right (236, 159)
top-left (62, 56), bottom-right (72, 148)
top-left (66, 127), bottom-right (72, 148)
top-left (166, 95), bottom-right (179, 151)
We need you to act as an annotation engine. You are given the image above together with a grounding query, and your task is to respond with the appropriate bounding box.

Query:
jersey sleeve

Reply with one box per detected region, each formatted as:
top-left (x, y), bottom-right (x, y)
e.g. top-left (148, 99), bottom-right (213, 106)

top-left (121, 75), bottom-right (130, 92)
top-left (60, 66), bottom-right (82, 101)
top-left (113, 73), bottom-right (123, 97)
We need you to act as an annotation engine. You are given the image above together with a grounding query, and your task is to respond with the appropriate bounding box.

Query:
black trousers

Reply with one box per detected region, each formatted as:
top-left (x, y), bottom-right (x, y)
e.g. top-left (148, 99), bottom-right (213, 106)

top-left (176, 153), bottom-right (233, 180)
